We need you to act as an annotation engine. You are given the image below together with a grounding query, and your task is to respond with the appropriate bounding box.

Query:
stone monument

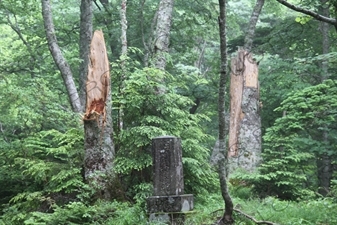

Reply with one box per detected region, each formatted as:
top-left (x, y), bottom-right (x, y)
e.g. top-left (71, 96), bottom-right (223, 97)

top-left (147, 136), bottom-right (194, 224)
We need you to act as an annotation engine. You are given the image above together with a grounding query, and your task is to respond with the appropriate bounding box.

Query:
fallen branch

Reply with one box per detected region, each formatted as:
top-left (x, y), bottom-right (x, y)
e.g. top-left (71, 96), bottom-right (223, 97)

top-left (211, 208), bottom-right (279, 225)
top-left (234, 208), bottom-right (279, 225)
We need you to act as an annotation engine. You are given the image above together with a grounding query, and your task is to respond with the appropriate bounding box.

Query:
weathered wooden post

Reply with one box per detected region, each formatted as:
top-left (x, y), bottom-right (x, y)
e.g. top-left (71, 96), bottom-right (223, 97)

top-left (147, 136), bottom-right (194, 224)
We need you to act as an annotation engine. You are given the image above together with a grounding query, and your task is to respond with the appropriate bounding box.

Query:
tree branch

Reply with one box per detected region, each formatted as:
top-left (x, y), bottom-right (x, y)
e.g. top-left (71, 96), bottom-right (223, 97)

top-left (275, 0), bottom-right (337, 29)
top-left (41, 0), bottom-right (81, 113)
top-left (234, 208), bottom-right (279, 225)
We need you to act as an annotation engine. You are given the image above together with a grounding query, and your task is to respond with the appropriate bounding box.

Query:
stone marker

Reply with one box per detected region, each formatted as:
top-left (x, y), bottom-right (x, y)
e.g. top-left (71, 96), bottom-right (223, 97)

top-left (147, 136), bottom-right (194, 224)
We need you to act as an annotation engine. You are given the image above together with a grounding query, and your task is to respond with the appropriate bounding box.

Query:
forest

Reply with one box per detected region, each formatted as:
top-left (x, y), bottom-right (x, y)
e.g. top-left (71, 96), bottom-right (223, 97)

top-left (0, 0), bottom-right (337, 224)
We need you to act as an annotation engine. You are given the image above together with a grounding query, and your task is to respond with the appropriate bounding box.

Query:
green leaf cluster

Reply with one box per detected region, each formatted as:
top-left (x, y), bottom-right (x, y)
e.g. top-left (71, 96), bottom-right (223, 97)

top-left (250, 79), bottom-right (337, 199)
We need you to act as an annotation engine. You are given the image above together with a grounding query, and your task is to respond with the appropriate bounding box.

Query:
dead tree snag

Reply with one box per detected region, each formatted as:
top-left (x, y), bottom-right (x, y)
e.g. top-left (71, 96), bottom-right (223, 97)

top-left (228, 48), bottom-right (261, 173)
top-left (83, 30), bottom-right (115, 200)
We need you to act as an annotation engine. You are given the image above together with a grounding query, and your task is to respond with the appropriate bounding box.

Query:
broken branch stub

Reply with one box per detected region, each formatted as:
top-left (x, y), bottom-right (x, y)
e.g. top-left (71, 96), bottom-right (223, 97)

top-left (83, 30), bottom-right (110, 125)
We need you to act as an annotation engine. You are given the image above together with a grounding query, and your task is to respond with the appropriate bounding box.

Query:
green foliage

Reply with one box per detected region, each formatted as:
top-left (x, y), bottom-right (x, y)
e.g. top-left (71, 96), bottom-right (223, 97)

top-left (113, 66), bottom-right (218, 197)
top-left (250, 80), bottom-right (337, 199)
top-left (233, 196), bottom-right (337, 225)
top-left (0, 128), bottom-right (85, 224)
top-left (22, 200), bottom-right (149, 225)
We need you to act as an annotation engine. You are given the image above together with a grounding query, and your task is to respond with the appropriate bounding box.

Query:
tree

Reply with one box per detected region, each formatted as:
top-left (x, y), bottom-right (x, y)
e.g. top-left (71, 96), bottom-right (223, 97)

top-left (41, 0), bottom-right (81, 113)
top-left (255, 79), bottom-right (337, 199)
top-left (244, 0), bottom-right (265, 52)
top-left (228, 0), bottom-right (264, 173)
top-left (217, 0), bottom-right (234, 224)
top-left (274, 0), bottom-right (335, 196)
top-left (316, 0), bottom-right (332, 196)
top-left (151, 0), bottom-right (174, 71)
top-left (41, 0), bottom-right (115, 200)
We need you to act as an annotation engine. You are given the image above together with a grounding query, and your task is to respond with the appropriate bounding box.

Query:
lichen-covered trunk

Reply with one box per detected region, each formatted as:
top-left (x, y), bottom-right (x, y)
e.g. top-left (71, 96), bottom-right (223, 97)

top-left (152, 0), bottom-right (174, 71)
top-left (83, 30), bottom-right (115, 200)
top-left (228, 49), bottom-right (261, 173)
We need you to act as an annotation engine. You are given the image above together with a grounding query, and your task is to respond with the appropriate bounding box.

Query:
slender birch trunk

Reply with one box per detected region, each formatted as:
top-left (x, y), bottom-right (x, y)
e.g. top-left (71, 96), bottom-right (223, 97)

top-left (41, 0), bottom-right (81, 113)
top-left (244, 0), bottom-right (265, 52)
top-left (118, 0), bottom-right (128, 131)
top-left (217, 0), bottom-right (234, 224)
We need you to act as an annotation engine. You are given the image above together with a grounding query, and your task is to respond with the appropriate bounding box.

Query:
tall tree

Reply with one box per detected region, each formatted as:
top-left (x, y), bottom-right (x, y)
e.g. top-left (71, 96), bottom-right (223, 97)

top-left (317, 0), bottom-right (332, 196)
top-left (152, 0), bottom-right (174, 70)
top-left (41, 0), bottom-right (115, 200)
top-left (217, 0), bottom-right (234, 224)
top-left (118, 0), bottom-right (127, 131)
top-left (275, 0), bottom-right (335, 197)
top-left (41, 0), bottom-right (81, 113)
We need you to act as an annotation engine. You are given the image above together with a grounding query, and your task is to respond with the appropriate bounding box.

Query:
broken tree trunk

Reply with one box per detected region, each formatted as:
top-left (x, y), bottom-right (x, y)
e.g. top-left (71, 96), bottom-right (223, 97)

top-left (228, 48), bottom-right (261, 173)
top-left (83, 30), bottom-right (115, 200)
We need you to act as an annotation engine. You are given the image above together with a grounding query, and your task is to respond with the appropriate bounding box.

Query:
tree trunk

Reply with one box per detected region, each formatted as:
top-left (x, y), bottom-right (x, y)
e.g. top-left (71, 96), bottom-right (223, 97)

top-left (79, 0), bottom-right (93, 112)
top-left (42, 0), bottom-right (115, 200)
top-left (152, 0), bottom-right (174, 70)
top-left (244, 0), bottom-right (265, 52)
top-left (228, 0), bottom-right (263, 173)
top-left (41, 0), bottom-right (81, 113)
top-left (317, 0), bottom-right (332, 196)
top-left (83, 30), bottom-right (115, 200)
top-left (217, 0), bottom-right (234, 224)
top-left (118, 0), bottom-right (128, 132)
top-left (228, 49), bottom-right (261, 173)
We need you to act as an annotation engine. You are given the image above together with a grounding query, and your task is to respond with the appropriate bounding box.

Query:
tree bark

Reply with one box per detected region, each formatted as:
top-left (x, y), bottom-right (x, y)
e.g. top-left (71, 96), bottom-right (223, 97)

top-left (79, 0), bottom-right (93, 112)
top-left (41, 0), bottom-right (81, 113)
top-left (228, 49), bottom-right (261, 173)
top-left (228, 0), bottom-right (263, 174)
top-left (118, 0), bottom-right (128, 131)
top-left (83, 30), bottom-right (115, 200)
top-left (42, 0), bottom-right (115, 200)
top-left (217, 0), bottom-right (234, 224)
top-left (152, 0), bottom-right (174, 70)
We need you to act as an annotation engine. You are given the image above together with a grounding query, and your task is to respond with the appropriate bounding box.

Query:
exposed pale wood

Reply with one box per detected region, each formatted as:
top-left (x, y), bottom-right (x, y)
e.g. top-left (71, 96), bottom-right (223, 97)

top-left (83, 30), bottom-right (115, 200)
top-left (228, 57), bottom-right (244, 157)
top-left (228, 49), bottom-right (260, 163)
top-left (84, 30), bottom-right (110, 120)
top-left (244, 53), bottom-right (259, 88)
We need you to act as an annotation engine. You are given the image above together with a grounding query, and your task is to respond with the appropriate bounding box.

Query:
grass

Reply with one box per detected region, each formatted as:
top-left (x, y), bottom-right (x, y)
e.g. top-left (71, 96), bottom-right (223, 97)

top-left (183, 193), bottom-right (337, 225)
